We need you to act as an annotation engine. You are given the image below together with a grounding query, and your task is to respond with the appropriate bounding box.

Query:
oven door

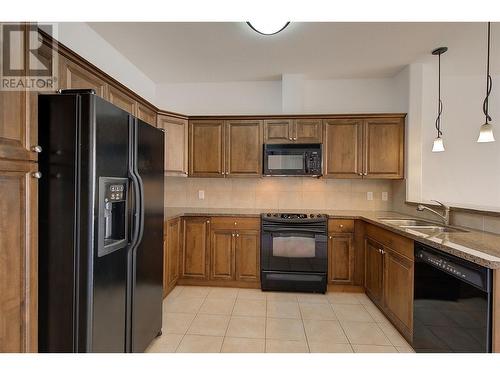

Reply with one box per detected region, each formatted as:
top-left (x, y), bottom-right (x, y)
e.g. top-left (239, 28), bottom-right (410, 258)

top-left (261, 226), bottom-right (327, 273)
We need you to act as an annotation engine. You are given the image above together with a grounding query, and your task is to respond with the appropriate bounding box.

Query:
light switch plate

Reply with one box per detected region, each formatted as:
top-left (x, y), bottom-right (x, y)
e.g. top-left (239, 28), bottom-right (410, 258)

top-left (382, 192), bottom-right (388, 201)
top-left (367, 192), bottom-right (373, 201)
top-left (198, 190), bottom-right (205, 200)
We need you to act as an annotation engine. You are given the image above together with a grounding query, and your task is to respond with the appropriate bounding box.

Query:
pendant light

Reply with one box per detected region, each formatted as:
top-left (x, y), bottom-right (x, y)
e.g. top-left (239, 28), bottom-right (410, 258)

top-left (432, 47), bottom-right (448, 152)
top-left (478, 22), bottom-right (496, 143)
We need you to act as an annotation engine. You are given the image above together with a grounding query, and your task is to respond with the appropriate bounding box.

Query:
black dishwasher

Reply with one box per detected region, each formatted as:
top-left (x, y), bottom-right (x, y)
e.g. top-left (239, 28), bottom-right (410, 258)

top-left (413, 242), bottom-right (493, 353)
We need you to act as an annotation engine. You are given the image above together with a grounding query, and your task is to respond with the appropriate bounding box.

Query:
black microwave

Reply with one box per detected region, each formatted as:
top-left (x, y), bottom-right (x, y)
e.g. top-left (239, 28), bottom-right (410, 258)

top-left (263, 143), bottom-right (322, 176)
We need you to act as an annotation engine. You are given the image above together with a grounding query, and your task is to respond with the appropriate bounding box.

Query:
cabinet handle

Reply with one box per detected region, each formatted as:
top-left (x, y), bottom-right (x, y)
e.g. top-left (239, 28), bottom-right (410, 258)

top-left (329, 235), bottom-right (332, 239)
top-left (363, 172), bottom-right (367, 176)
top-left (234, 222), bottom-right (237, 226)
top-left (293, 137), bottom-right (297, 140)
top-left (289, 137), bottom-right (292, 141)
top-left (339, 224), bottom-right (344, 228)
top-left (358, 172), bottom-right (363, 176)
top-left (32, 171), bottom-right (42, 179)
top-left (232, 233), bottom-right (235, 237)
top-left (206, 220), bottom-right (210, 224)
top-left (236, 233), bottom-right (239, 237)
top-left (32, 145), bottom-right (43, 153)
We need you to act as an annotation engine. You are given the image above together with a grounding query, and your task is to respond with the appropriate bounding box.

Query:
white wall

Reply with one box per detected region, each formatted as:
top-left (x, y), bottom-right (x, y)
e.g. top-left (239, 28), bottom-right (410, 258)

top-left (155, 73), bottom-right (409, 115)
top-left (40, 23), bottom-right (156, 103)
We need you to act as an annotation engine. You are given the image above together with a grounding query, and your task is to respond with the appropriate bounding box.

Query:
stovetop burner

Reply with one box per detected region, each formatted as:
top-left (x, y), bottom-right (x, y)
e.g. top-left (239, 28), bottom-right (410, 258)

top-left (262, 212), bottom-right (326, 220)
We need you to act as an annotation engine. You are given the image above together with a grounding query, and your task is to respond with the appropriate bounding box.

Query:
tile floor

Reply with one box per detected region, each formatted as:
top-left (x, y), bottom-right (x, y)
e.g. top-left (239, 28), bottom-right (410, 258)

top-left (146, 286), bottom-right (415, 353)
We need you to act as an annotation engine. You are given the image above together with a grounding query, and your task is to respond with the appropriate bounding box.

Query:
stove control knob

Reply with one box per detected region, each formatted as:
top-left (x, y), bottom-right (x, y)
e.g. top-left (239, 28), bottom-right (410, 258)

top-left (310, 214), bottom-right (314, 218)
top-left (273, 213), bottom-right (279, 217)
top-left (267, 213), bottom-right (271, 217)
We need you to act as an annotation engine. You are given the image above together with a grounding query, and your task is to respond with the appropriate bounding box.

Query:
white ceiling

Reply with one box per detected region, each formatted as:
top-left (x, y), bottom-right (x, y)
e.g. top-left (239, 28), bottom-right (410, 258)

top-left (87, 22), bottom-right (500, 83)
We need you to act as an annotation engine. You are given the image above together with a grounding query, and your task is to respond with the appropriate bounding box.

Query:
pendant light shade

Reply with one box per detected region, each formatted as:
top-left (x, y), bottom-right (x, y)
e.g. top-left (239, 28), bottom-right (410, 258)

top-left (478, 122), bottom-right (496, 142)
top-left (432, 137), bottom-right (445, 152)
top-left (478, 22), bottom-right (496, 143)
top-left (431, 47), bottom-right (448, 152)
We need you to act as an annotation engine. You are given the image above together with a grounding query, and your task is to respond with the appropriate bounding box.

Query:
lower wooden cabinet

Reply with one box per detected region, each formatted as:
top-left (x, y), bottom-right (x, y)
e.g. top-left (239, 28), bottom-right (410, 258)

top-left (364, 224), bottom-right (414, 340)
top-left (181, 217), bottom-right (210, 279)
top-left (0, 160), bottom-right (38, 352)
top-left (179, 216), bottom-right (260, 287)
top-left (328, 234), bottom-right (354, 284)
top-left (163, 218), bottom-right (181, 297)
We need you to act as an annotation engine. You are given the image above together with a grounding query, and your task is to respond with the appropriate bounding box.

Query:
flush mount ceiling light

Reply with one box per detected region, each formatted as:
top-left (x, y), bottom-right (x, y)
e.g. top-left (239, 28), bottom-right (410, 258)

top-left (431, 47), bottom-right (448, 152)
top-left (478, 22), bottom-right (496, 143)
top-left (246, 21), bottom-right (290, 35)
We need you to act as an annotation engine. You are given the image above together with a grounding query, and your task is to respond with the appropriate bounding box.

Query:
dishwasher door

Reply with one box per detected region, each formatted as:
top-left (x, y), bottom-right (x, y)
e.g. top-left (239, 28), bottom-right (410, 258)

top-left (413, 243), bottom-right (493, 353)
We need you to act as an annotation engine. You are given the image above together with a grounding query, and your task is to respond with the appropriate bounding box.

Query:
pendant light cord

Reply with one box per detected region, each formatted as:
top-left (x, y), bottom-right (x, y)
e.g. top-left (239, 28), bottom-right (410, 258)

top-left (483, 22), bottom-right (493, 124)
top-left (435, 52), bottom-right (443, 137)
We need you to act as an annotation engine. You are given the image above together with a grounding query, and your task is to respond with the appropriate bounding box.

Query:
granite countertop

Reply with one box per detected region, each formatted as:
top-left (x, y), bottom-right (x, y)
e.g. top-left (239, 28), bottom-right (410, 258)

top-left (164, 207), bottom-right (500, 269)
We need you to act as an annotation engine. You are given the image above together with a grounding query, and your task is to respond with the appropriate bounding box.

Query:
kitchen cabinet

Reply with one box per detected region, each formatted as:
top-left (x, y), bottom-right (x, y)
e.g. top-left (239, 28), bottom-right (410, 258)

top-left (58, 55), bottom-right (108, 98)
top-left (324, 119), bottom-right (364, 178)
top-left (189, 119), bottom-right (262, 177)
top-left (181, 217), bottom-right (210, 279)
top-left (235, 229), bottom-right (260, 282)
top-left (328, 219), bottom-right (355, 284)
top-left (189, 120), bottom-right (225, 177)
top-left (157, 115), bottom-right (188, 176)
top-left (364, 224), bottom-right (414, 340)
top-left (264, 119), bottom-right (322, 144)
top-left (164, 218), bottom-right (181, 297)
top-left (364, 118), bottom-right (404, 179)
top-left (210, 227), bottom-right (235, 280)
top-left (0, 160), bottom-right (38, 352)
top-left (324, 117), bottom-right (404, 179)
top-left (364, 237), bottom-right (385, 304)
top-left (108, 84), bottom-right (137, 114)
top-left (226, 120), bottom-right (262, 176)
top-left (136, 103), bottom-right (157, 127)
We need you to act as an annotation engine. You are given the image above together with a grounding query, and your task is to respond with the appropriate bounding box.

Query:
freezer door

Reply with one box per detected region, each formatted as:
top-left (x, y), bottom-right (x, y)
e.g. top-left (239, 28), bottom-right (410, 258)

top-left (131, 119), bottom-right (164, 352)
top-left (91, 96), bottom-right (131, 353)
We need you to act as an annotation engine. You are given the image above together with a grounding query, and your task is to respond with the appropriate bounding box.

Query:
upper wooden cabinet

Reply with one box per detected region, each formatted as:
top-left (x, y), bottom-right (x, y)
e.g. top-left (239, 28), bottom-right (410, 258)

top-left (264, 119), bottom-right (322, 143)
top-left (324, 119), bottom-right (364, 178)
top-left (189, 119), bottom-right (262, 177)
top-left (181, 217), bottom-right (210, 280)
top-left (0, 160), bottom-right (38, 352)
top-left (189, 120), bottom-right (225, 177)
top-left (58, 55), bottom-right (107, 98)
top-left (136, 103), bottom-right (157, 127)
top-left (226, 120), bottom-right (262, 177)
top-left (324, 117), bottom-right (404, 179)
top-left (364, 118), bottom-right (404, 179)
top-left (158, 115), bottom-right (188, 176)
top-left (108, 84), bottom-right (137, 114)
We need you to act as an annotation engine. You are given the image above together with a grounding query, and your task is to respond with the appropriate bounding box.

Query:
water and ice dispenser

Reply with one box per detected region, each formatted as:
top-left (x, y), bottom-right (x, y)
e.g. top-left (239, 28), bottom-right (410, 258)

top-left (98, 177), bottom-right (129, 257)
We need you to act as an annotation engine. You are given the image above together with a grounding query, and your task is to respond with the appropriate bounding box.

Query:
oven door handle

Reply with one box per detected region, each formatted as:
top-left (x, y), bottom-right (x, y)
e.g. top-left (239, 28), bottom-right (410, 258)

top-left (262, 227), bottom-right (325, 234)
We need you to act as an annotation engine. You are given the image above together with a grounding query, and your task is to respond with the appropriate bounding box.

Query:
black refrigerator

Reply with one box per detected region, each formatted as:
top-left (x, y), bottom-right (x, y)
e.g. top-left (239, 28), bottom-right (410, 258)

top-left (38, 90), bottom-right (164, 353)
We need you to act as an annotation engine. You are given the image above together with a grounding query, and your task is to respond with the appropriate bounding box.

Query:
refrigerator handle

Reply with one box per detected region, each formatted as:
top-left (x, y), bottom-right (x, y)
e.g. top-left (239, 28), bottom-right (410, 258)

top-left (136, 172), bottom-right (145, 246)
top-left (128, 170), bottom-right (141, 249)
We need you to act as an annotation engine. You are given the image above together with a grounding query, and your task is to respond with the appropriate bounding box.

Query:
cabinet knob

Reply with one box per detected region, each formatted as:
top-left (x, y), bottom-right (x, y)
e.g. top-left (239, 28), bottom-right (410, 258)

top-left (358, 172), bottom-right (363, 176)
top-left (329, 235), bottom-right (332, 239)
top-left (234, 222), bottom-right (237, 226)
top-left (206, 220), bottom-right (210, 224)
top-left (363, 172), bottom-right (367, 176)
top-left (32, 145), bottom-right (42, 153)
top-left (293, 137), bottom-right (297, 140)
top-left (236, 233), bottom-right (239, 237)
top-left (32, 171), bottom-right (42, 179)
top-left (232, 233), bottom-right (235, 237)
top-left (289, 137), bottom-right (292, 141)
top-left (339, 224), bottom-right (344, 228)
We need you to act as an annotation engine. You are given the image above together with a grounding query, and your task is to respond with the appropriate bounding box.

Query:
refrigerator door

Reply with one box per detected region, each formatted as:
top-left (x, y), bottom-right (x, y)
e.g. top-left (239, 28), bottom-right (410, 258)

top-left (90, 96), bottom-right (131, 352)
top-left (130, 119), bottom-right (164, 352)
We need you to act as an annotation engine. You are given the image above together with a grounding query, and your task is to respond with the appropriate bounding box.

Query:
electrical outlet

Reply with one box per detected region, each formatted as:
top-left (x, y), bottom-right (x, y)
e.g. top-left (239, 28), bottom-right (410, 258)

top-left (367, 192), bottom-right (373, 201)
top-left (382, 192), bottom-right (388, 201)
top-left (198, 190), bottom-right (205, 200)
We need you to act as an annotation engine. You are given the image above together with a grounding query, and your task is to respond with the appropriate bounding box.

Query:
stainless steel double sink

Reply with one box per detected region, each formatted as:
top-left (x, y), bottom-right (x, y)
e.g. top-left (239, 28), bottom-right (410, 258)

top-left (377, 218), bottom-right (468, 235)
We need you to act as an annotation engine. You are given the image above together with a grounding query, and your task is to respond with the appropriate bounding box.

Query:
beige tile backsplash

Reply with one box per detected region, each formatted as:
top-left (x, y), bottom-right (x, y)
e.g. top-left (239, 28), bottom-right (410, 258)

top-left (165, 177), bottom-right (393, 211)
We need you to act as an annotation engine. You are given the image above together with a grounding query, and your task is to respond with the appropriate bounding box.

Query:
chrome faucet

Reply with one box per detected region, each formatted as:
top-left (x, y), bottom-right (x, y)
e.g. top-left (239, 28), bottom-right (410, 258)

top-left (417, 200), bottom-right (451, 226)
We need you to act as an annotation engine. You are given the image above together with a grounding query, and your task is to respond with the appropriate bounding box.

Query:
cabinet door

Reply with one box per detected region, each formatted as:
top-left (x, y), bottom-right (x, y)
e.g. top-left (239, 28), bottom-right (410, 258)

top-left (364, 118), bottom-right (404, 179)
top-left (210, 228), bottom-right (235, 280)
top-left (167, 218), bottom-right (181, 289)
top-left (384, 249), bottom-right (413, 331)
top-left (364, 237), bottom-right (384, 304)
top-left (0, 160), bottom-right (38, 352)
top-left (189, 120), bottom-right (225, 177)
top-left (108, 84), bottom-right (137, 114)
top-left (263, 119), bottom-right (292, 143)
top-left (226, 120), bottom-right (262, 177)
top-left (324, 119), bottom-right (363, 178)
top-left (328, 234), bottom-right (354, 284)
top-left (181, 217), bottom-right (209, 279)
top-left (58, 55), bottom-right (107, 98)
top-left (136, 103), bottom-right (157, 127)
top-left (235, 229), bottom-right (260, 282)
top-left (294, 119), bottom-right (323, 143)
top-left (158, 115), bottom-right (188, 176)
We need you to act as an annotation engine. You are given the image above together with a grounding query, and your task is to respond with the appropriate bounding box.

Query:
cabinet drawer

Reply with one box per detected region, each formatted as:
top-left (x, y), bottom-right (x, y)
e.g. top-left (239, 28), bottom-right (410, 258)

top-left (210, 217), bottom-right (260, 230)
top-left (365, 224), bottom-right (413, 260)
top-left (328, 219), bottom-right (354, 233)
